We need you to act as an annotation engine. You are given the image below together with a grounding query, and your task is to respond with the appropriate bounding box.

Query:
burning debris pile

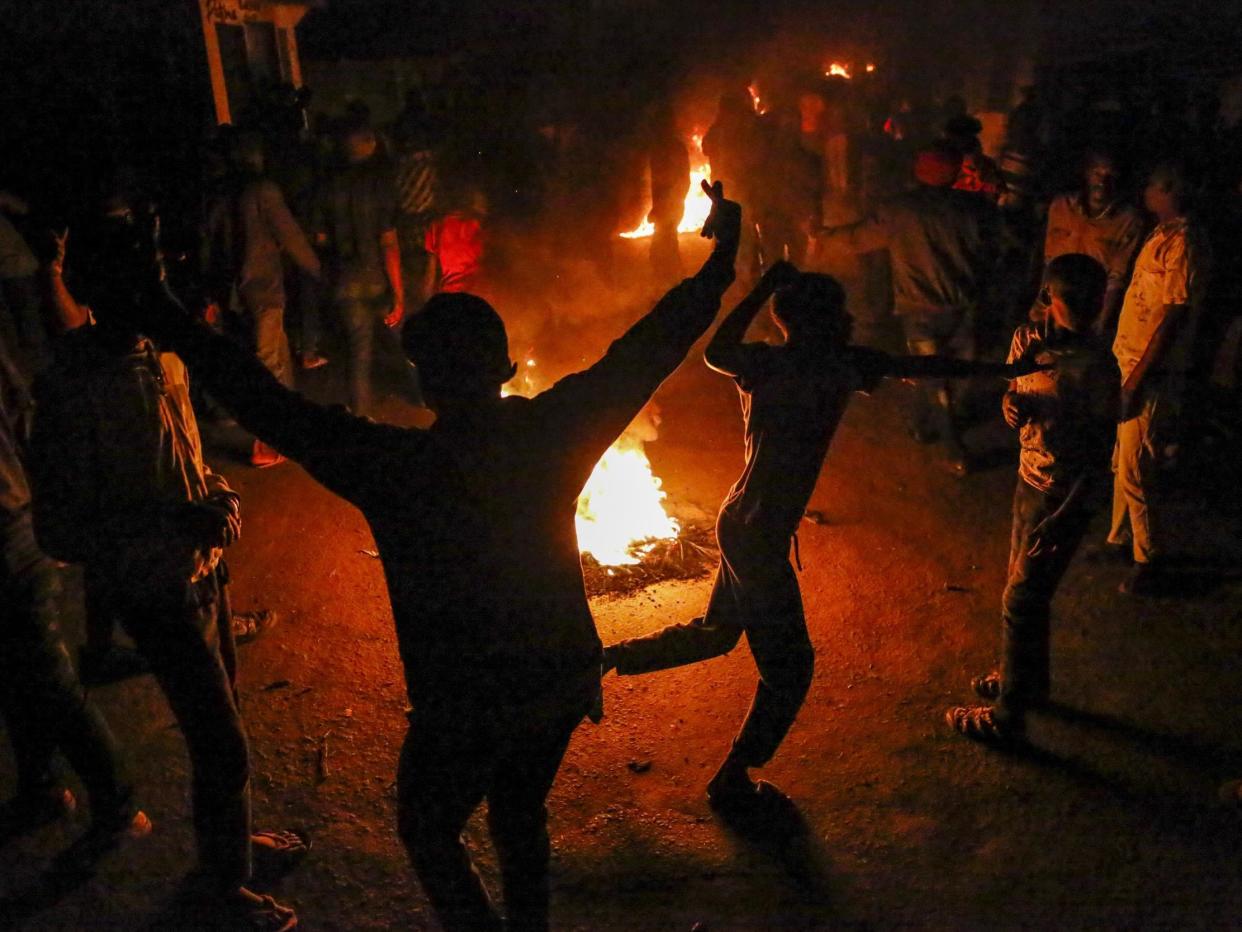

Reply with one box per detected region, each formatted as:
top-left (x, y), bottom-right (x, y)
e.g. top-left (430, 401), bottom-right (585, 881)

top-left (503, 357), bottom-right (717, 596)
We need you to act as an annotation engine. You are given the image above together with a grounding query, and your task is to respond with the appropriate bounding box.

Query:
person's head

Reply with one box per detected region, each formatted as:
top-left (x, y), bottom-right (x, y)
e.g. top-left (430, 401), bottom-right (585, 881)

top-left (230, 130), bottom-right (266, 174)
top-left (1082, 149), bottom-right (1120, 212)
top-left (1144, 161), bottom-right (1188, 218)
top-left (772, 273), bottom-right (852, 346)
top-left (943, 114), bottom-right (983, 155)
top-left (1041, 253), bottom-right (1107, 332)
top-left (913, 145), bottom-right (963, 188)
top-left (340, 115), bottom-right (378, 164)
top-left (401, 293), bottom-right (516, 410)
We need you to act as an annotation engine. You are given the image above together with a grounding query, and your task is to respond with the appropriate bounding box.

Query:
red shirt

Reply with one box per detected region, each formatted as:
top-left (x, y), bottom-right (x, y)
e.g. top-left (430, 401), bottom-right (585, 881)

top-left (425, 212), bottom-right (484, 292)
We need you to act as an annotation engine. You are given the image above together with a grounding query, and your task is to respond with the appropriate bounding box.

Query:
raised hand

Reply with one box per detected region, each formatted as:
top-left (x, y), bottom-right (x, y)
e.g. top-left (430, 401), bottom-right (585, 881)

top-left (699, 179), bottom-right (741, 251)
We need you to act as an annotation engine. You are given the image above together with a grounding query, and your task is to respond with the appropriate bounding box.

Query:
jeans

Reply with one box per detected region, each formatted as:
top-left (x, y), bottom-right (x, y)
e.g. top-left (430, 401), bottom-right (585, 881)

top-left (1108, 381), bottom-right (1176, 565)
top-left (397, 680), bottom-right (594, 932)
top-left (902, 307), bottom-right (977, 460)
top-left (333, 277), bottom-right (403, 416)
top-left (108, 564), bottom-right (251, 888)
top-left (612, 512), bottom-right (814, 768)
top-left (998, 479), bottom-right (1092, 721)
top-left (0, 517), bottom-right (131, 820)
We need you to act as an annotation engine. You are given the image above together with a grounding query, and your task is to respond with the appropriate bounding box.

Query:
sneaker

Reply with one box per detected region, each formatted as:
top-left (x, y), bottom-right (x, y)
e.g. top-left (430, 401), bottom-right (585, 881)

top-left (232, 609), bottom-right (279, 645)
top-left (54, 807), bottom-right (152, 874)
top-left (1119, 562), bottom-right (1161, 596)
top-left (299, 351), bottom-right (328, 371)
top-left (79, 644), bottom-right (150, 686)
top-left (251, 440), bottom-right (287, 469)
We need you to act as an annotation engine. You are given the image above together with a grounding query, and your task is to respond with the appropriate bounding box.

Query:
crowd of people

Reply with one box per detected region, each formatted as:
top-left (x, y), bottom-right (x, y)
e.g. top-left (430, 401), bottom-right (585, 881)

top-left (0, 65), bottom-right (1240, 932)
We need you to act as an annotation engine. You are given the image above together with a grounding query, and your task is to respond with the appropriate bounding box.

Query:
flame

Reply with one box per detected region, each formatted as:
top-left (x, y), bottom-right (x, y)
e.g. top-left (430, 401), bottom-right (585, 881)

top-left (865, 63), bottom-right (876, 73)
top-left (575, 436), bottom-right (680, 566)
top-left (747, 83), bottom-right (767, 115)
top-left (825, 61), bottom-right (852, 79)
top-left (503, 359), bottom-right (680, 566)
top-left (620, 132), bottom-right (713, 239)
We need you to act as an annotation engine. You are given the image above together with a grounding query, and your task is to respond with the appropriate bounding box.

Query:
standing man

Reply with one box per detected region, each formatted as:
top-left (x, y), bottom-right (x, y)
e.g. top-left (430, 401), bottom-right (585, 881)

top-left (946, 255), bottom-right (1117, 743)
top-left (1039, 150), bottom-right (1145, 335)
top-left (816, 146), bottom-right (998, 475)
top-left (97, 182), bottom-right (741, 932)
top-left (204, 131), bottom-right (322, 467)
top-left (313, 116), bottom-right (406, 416)
top-left (31, 221), bottom-right (304, 931)
top-left (1108, 163), bottom-right (1210, 595)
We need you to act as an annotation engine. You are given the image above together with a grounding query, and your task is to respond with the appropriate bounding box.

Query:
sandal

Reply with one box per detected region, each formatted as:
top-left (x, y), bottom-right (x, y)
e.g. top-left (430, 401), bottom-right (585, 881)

top-left (972, 671), bottom-right (1002, 701)
top-left (251, 828), bottom-right (311, 882)
top-left (707, 777), bottom-right (789, 814)
top-left (232, 610), bottom-right (279, 645)
top-left (217, 890), bottom-right (298, 932)
top-left (945, 705), bottom-right (1024, 745)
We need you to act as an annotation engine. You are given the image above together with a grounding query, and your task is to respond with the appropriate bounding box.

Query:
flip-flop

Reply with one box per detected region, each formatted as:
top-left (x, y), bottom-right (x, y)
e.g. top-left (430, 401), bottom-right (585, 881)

top-left (232, 610), bottom-right (279, 645)
top-left (972, 671), bottom-right (1002, 701)
top-left (251, 828), bottom-right (311, 882)
top-left (945, 705), bottom-right (1024, 745)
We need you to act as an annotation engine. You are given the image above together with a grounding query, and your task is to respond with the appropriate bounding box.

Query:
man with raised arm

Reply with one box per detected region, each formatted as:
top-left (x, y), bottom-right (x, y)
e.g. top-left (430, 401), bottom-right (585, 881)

top-left (604, 262), bottom-right (1041, 811)
top-left (98, 182), bottom-right (742, 931)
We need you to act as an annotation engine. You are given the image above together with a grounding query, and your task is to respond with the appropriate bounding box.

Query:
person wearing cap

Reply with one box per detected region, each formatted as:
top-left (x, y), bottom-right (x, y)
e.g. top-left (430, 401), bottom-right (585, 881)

top-left (90, 181), bottom-right (743, 931)
top-left (815, 145), bottom-right (999, 475)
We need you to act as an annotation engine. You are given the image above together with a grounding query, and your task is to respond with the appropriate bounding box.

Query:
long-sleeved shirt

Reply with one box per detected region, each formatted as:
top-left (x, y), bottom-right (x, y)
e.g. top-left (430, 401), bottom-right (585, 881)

top-left (818, 185), bottom-right (997, 314)
top-left (149, 246), bottom-right (736, 706)
top-left (29, 327), bottom-right (237, 594)
top-left (204, 177), bottom-right (321, 312)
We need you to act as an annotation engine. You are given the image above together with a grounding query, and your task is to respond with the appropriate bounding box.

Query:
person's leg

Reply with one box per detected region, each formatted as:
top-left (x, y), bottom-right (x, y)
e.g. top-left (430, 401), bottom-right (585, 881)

top-left (0, 549), bottom-right (133, 829)
top-left (1111, 393), bottom-right (1159, 565)
top-left (487, 692), bottom-right (591, 932)
top-left (1000, 485), bottom-right (1093, 716)
top-left (729, 592), bottom-right (814, 769)
top-left (396, 704), bottom-right (500, 931)
top-left (902, 313), bottom-right (943, 444)
top-left (337, 297), bottom-right (376, 416)
top-left (123, 578), bottom-right (252, 892)
top-left (251, 303), bottom-right (295, 389)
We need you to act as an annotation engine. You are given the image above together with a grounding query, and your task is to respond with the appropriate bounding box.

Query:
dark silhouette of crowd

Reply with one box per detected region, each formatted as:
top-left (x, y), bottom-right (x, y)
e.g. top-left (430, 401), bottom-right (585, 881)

top-left (1, 60), bottom-right (1242, 932)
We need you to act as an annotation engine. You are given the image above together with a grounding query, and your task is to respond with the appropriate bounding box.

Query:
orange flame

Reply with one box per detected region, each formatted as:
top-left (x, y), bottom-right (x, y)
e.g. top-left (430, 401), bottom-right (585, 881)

top-left (825, 61), bottom-right (852, 79)
top-left (620, 132), bottom-right (713, 240)
top-left (504, 360), bottom-right (680, 566)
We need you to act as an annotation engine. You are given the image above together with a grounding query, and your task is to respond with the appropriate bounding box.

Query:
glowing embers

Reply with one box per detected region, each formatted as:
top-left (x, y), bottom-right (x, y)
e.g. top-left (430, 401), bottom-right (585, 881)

top-left (825, 61), bottom-right (852, 79)
top-left (575, 435), bottom-right (680, 566)
top-left (620, 133), bottom-right (713, 239)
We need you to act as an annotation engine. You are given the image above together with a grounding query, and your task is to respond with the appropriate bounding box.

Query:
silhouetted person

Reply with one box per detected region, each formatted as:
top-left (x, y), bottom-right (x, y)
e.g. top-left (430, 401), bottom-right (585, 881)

top-left (647, 104), bottom-right (690, 282)
top-left (946, 255), bottom-right (1116, 743)
top-left (30, 221), bottom-right (305, 931)
top-left (312, 117), bottom-right (406, 415)
top-left (0, 333), bottom-right (148, 859)
top-left (704, 88), bottom-right (764, 283)
top-left (816, 146), bottom-right (998, 475)
top-left (89, 182), bottom-right (743, 931)
top-left (203, 130), bottom-right (322, 466)
top-left (604, 263), bottom-right (1044, 809)
top-left (1109, 163), bottom-right (1210, 595)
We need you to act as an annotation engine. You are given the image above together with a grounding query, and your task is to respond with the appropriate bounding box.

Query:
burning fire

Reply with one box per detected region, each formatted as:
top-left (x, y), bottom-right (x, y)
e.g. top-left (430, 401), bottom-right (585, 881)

top-left (504, 359), bottom-right (681, 566)
top-left (620, 132), bottom-right (713, 239)
top-left (825, 61), bottom-right (852, 79)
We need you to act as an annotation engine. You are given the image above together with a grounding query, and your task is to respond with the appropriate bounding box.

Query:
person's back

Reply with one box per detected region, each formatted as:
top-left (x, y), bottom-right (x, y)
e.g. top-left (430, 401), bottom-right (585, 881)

top-left (882, 184), bottom-right (995, 313)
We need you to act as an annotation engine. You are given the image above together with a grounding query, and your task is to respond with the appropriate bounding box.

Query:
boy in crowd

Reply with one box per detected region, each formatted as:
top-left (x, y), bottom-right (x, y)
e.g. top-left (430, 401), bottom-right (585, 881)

top-left (604, 261), bottom-right (1042, 809)
top-left (947, 254), bottom-right (1117, 743)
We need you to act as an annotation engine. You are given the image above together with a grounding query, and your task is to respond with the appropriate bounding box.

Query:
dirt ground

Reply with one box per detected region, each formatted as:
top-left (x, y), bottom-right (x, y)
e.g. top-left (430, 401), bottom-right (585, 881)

top-left (3, 253), bottom-right (1242, 930)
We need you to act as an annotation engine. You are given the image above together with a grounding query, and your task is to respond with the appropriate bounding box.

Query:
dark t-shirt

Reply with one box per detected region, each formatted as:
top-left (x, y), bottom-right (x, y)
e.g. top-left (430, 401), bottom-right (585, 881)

top-left (312, 159), bottom-right (398, 290)
top-left (722, 343), bottom-right (885, 539)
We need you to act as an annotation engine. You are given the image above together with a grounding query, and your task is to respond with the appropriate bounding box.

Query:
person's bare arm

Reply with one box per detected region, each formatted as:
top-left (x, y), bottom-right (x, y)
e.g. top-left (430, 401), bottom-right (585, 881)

top-left (260, 182), bottom-right (321, 280)
top-left (381, 228), bottom-right (404, 327)
top-left (43, 230), bottom-right (91, 332)
top-left (1120, 303), bottom-right (1187, 419)
top-left (704, 261), bottom-right (798, 377)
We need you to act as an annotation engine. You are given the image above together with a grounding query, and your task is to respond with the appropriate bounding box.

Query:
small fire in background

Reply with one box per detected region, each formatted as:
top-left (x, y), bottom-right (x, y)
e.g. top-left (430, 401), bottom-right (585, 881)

top-left (865, 62), bottom-right (877, 73)
top-left (825, 61), bottom-right (852, 79)
top-left (620, 132), bottom-right (713, 240)
top-left (503, 360), bottom-right (681, 567)
top-left (748, 83), bottom-right (768, 115)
